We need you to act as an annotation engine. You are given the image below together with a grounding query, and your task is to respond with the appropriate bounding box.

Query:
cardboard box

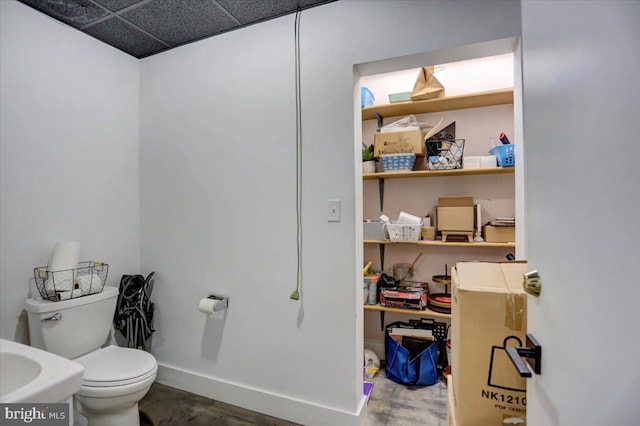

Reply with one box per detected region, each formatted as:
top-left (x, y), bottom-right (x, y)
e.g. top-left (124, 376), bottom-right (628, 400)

top-left (451, 262), bottom-right (528, 426)
top-left (421, 226), bottom-right (435, 240)
top-left (484, 225), bottom-right (516, 243)
top-left (447, 376), bottom-right (457, 426)
top-left (374, 129), bottom-right (425, 158)
top-left (437, 196), bottom-right (474, 232)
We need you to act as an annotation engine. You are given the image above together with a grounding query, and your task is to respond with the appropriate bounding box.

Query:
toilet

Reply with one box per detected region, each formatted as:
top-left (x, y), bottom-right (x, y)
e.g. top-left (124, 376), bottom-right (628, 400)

top-left (25, 286), bottom-right (157, 426)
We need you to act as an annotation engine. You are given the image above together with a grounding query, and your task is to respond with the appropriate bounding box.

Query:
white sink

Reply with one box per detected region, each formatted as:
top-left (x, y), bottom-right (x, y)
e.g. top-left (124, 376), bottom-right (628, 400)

top-left (0, 338), bottom-right (84, 403)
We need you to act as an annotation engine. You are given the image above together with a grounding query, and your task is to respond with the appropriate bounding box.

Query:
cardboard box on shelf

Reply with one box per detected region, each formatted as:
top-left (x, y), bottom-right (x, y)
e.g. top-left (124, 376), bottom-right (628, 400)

top-left (436, 196), bottom-right (474, 233)
top-left (373, 129), bottom-right (425, 158)
top-left (421, 226), bottom-right (435, 240)
top-left (451, 261), bottom-right (528, 426)
top-left (484, 225), bottom-right (515, 243)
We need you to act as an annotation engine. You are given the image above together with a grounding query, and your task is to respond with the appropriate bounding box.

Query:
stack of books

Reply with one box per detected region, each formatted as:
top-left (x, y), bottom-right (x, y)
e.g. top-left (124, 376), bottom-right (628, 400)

top-left (489, 217), bottom-right (515, 227)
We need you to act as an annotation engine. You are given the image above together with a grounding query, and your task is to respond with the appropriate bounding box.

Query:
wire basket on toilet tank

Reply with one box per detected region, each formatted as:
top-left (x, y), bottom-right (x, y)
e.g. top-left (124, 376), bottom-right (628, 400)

top-left (34, 261), bottom-right (108, 302)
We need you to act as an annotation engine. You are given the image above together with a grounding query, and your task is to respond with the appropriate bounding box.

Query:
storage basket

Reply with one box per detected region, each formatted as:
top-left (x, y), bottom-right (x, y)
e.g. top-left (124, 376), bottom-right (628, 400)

top-left (380, 153), bottom-right (416, 172)
top-left (386, 223), bottom-right (422, 242)
top-left (34, 261), bottom-right (108, 302)
top-left (361, 87), bottom-right (375, 108)
top-left (384, 319), bottom-right (448, 386)
top-left (489, 144), bottom-right (515, 167)
top-left (425, 139), bottom-right (465, 170)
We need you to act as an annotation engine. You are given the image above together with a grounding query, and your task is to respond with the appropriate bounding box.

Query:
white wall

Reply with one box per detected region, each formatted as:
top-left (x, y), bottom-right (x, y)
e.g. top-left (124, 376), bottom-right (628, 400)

top-left (139, 1), bottom-right (521, 424)
top-left (0, 2), bottom-right (140, 341)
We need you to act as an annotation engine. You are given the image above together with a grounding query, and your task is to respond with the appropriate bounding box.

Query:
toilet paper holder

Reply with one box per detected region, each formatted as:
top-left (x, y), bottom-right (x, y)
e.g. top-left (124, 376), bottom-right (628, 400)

top-left (205, 293), bottom-right (229, 312)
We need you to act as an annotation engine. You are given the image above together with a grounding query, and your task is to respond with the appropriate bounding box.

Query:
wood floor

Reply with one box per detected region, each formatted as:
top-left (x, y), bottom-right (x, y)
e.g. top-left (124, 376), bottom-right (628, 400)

top-left (139, 376), bottom-right (447, 425)
top-left (139, 383), bottom-right (299, 426)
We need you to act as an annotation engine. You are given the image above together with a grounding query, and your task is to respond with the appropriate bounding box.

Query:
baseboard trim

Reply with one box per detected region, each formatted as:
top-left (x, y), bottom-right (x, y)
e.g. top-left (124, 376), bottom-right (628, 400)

top-left (155, 362), bottom-right (367, 426)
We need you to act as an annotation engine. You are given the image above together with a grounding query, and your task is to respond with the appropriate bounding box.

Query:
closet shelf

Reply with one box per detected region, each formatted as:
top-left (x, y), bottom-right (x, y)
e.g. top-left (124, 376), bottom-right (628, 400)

top-left (363, 167), bottom-right (514, 180)
top-left (364, 240), bottom-right (515, 248)
top-left (361, 88), bottom-right (514, 120)
top-left (364, 303), bottom-right (450, 319)
top-left (365, 303), bottom-right (451, 330)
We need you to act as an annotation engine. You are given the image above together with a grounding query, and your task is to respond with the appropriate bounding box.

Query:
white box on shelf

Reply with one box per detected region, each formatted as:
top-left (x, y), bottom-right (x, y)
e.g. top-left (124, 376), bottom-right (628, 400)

top-left (463, 156), bottom-right (481, 169)
top-left (480, 155), bottom-right (498, 168)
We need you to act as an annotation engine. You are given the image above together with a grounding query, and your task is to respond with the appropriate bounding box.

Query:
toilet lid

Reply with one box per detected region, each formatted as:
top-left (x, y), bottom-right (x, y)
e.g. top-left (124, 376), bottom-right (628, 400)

top-left (75, 345), bottom-right (157, 387)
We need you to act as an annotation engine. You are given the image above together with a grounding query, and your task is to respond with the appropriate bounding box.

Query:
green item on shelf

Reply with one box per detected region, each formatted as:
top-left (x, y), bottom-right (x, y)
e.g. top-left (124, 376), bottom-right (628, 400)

top-left (388, 92), bottom-right (412, 103)
top-left (362, 143), bottom-right (375, 162)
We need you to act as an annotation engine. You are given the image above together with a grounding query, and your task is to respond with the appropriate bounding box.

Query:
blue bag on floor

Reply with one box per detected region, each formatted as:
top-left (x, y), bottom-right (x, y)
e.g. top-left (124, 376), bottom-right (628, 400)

top-left (385, 322), bottom-right (440, 386)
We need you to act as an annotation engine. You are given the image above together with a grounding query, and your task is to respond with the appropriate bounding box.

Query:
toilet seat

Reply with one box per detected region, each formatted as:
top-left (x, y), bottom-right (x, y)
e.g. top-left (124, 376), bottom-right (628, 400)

top-left (75, 345), bottom-right (157, 387)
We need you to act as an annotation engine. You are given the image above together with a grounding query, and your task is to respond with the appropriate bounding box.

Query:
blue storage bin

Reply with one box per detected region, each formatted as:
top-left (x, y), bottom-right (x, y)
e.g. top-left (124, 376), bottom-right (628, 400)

top-left (361, 87), bottom-right (375, 108)
top-left (380, 153), bottom-right (416, 171)
top-left (489, 144), bottom-right (515, 167)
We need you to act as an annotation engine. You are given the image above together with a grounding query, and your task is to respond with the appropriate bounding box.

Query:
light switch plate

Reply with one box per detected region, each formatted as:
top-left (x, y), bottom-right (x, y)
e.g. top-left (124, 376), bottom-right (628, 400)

top-left (328, 199), bottom-right (341, 222)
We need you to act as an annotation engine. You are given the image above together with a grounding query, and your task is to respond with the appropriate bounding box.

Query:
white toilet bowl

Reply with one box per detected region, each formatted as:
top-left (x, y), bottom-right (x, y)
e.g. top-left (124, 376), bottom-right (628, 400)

top-left (26, 286), bottom-right (158, 426)
top-left (73, 345), bottom-right (157, 426)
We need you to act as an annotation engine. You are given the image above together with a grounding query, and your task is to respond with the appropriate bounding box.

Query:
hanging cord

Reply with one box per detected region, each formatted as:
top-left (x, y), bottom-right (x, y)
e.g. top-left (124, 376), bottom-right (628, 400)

top-left (290, 8), bottom-right (303, 301)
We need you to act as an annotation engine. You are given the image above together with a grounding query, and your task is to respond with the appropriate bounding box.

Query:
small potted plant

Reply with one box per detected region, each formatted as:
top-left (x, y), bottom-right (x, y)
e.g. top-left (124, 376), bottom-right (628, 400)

top-left (362, 143), bottom-right (377, 174)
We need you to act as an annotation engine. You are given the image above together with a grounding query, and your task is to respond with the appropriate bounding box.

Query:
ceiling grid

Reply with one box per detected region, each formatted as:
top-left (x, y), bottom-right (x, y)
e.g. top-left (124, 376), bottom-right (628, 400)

top-left (18, 0), bottom-right (335, 58)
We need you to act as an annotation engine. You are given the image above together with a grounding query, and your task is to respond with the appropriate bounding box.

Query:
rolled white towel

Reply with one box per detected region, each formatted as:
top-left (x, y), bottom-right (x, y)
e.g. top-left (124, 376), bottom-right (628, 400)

top-left (75, 273), bottom-right (102, 295)
top-left (49, 241), bottom-right (80, 272)
top-left (45, 270), bottom-right (74, 292)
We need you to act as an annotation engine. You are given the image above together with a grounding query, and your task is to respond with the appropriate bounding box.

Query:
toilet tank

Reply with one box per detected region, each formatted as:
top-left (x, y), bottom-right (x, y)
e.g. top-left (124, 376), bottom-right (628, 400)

top-left (25, 286), bottom-right (119, 359)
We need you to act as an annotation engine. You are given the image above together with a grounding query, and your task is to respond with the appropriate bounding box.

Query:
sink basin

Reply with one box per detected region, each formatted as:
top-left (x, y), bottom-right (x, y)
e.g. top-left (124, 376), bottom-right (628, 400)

top-left (0, 338), bottom-right (84, 403)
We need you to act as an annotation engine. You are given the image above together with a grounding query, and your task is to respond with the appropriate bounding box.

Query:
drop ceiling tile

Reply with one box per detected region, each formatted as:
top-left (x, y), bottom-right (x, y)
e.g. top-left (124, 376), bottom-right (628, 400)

top-left (91, 0), bottom-right (144, 12)
top-left (83, 16), bottom-right (167, 58)
top-left (216, 0), bottom-right (331, 25)
top-left (121, 0), bottom-right (239, 47)
top-left (216, 0), bottom-right (296, 25)
top-left (18, 0), bottom-right (108, 28)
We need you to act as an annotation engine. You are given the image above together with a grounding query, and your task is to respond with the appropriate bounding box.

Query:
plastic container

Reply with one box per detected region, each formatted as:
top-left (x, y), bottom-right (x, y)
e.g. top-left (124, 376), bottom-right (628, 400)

top-left (393, 263), bottom-right (415, 281)
top-left (380, 153), bottom-right (416, 171)
top-left (368, 281), bottom-right (378, 304)
top-left (364, 274), bottom-right (380, 304)
top-left (385, 223), bottom-right (422, 242)
top-left (489, 144), bottom-right (515, 167)
top-left (361, 87), bottom-right (375, 108)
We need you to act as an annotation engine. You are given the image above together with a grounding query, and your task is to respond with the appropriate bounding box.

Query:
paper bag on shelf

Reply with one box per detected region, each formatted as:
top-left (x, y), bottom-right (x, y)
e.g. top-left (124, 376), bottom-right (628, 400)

top-left (410, 66), bottom-right (445, 101)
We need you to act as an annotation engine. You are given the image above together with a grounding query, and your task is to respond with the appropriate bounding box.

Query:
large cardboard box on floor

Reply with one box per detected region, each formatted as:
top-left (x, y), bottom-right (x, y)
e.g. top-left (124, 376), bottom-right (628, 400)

top-left (451, 261), bottom-right (528, 426)
top-left (373, 129), bottom-right (425, 157)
